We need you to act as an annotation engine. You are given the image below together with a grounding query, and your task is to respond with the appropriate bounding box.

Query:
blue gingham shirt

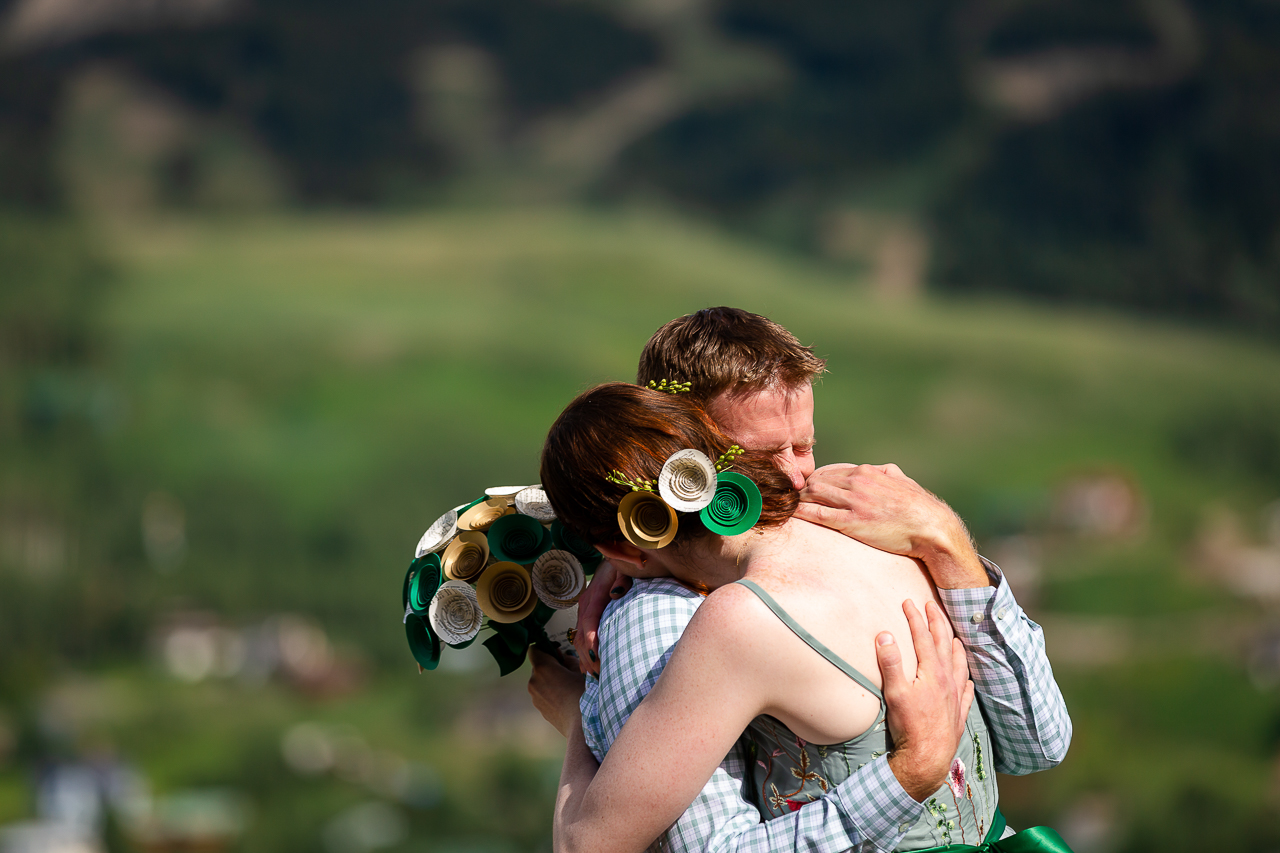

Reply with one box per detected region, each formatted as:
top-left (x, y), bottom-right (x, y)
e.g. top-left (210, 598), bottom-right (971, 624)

top-left (579, 560), bottom-right (1071, 853)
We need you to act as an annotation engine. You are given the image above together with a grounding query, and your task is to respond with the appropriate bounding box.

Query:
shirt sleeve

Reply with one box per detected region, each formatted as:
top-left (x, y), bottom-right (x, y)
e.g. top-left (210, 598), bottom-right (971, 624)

top-left (591, 579), bottom-right (923, 853)
top-left (937, 558), bottom-right (1073, 774)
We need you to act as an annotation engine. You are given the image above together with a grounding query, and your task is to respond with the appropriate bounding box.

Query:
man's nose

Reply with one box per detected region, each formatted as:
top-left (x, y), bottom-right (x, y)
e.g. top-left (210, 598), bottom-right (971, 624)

top-left (778, 453), bottom-right (806, 491)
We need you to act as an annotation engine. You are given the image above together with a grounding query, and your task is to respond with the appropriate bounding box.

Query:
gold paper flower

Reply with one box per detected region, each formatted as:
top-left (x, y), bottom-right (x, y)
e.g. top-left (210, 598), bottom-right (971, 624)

top-left (532, 549), bottom-right (585, 609)
top-left (617, 491), bottom-right (678, 550)
top-left (475, 561), bottom-right (536, 623)
top-left (459, 497), bottom-right (514, 532)
top-left (442, 530), bottom-right (490, 583)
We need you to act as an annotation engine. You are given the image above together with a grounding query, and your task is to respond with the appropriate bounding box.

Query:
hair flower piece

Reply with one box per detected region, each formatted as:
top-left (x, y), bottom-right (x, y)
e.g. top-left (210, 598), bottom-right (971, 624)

top-left (515, 486), bottom-right (557, 523)
top-left (659, 449), bottom-right (718, 512)
top-left (532, 549), bottom-right (586, 609)
top-left (442, 530), bottom-right (490, 582)
top-left (714, 445), bottom-right (745, 472)
top-left (459, 496), bottom-right (514, 532)
top-left (475, 561), bottom-right (537, 623)
top-left (487, 513), bottom-right (551, 565)
top-left (699, 471), bottom-right (763, 536)
top-left (429, 580), bottom-right (483, 646)
top-left (618, 491), bottom-right (679, 549)
top-left (646, 379), bottom-right (692, 395)
top-left (416, 510), bottom-right (459, 557)
top-left (605, 470), bottom-right (655, 492)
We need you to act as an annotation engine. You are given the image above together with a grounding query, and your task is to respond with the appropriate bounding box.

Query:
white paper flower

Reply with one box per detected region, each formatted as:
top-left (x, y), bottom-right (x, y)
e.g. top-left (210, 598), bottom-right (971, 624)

top-left (415, 510), bottom-right (458, 557)
top-left (485, 485), bottom-right (527, 498)
top-left (515, 486), bottom-right (557, 522)
top-left (532, 549), bottom-right (585, 609)
top-left (658, 449), bottom-right (718, 512)
top-left (429, 580), bottom-right (482, 645)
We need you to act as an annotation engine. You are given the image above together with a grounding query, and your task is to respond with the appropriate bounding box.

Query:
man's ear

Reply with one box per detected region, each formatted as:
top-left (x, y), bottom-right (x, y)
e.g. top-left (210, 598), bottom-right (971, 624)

top-left (596, 541), bottom-right (645, 572)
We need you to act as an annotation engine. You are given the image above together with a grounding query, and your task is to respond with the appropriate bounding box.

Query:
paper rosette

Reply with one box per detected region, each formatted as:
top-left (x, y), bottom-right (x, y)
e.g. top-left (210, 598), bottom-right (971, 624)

top-left (404, 553), bottom-right (443, 616)
top-left (658, 449), bottom-right (718, 512)
top-left (485, 485), bottom-right (527, 498)
top-left (429, 580), bottom-right (483, 645)
top-left (514, 486), bottom-right (557, 523)
top-left (550, 519), bottom-right (603, 573)
top-left (405, 614), bottom-right (441, 670)
top-left (532, 549), bottom-right (585, 609)
top-left (699, 471), bottom-right (762, 536)
top-left (442, 530), bottom-right (490, 582)
top-left (415, 509), bottom-right (459, 557)
top-left (458, 496), bottom-right (514, 532)
top-left (475, 561), bottom-right (537, 623)
top-left (487, 513), bottom-right (550, 565)
top-left (618, 491), bottom-right (678, 549)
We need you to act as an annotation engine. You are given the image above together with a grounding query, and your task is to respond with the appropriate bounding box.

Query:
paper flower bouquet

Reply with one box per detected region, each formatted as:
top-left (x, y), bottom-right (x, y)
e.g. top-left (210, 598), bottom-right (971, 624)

top-left (401, 485), bottom-right (602, 676)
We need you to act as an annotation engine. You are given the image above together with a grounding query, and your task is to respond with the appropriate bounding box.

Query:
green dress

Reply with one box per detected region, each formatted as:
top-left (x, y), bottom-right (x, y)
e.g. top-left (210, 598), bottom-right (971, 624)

top-left (735, 579), bottom-right (998, 850)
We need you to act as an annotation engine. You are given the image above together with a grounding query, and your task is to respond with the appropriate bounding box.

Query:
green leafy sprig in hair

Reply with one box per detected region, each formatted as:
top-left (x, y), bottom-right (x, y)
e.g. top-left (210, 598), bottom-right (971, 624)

top-left (714, 445), bottom-right (745, 472)
top-left (647, 379), bottom-right (692, 395)
top-left (606, 470), bottom-right (656, 492)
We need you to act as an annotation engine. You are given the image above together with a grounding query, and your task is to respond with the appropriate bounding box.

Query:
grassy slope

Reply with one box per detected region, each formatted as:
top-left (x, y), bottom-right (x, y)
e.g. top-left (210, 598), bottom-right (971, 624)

top-left (89, 206), bottom-right (1280, 849)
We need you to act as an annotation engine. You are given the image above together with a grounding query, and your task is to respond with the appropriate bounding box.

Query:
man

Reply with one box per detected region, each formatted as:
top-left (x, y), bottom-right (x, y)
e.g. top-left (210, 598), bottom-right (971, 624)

top-left (530, 307), bottom-right (1070, 851)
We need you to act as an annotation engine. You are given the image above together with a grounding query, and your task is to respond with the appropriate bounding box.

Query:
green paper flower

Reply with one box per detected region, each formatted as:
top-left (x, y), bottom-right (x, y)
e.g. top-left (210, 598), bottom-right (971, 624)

top-left (405, 553), bottom-right (443, 616)
top-left (699, 471), bottom-right (763, 536)
top-left (405, 613), bottom-right (442, 670)
top-left (487, 513), bottom-right (550, 564)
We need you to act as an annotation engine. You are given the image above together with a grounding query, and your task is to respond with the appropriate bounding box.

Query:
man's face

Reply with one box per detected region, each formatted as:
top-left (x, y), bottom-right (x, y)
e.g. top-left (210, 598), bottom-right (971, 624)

top-left (706, 383), bottom-right (816, 491)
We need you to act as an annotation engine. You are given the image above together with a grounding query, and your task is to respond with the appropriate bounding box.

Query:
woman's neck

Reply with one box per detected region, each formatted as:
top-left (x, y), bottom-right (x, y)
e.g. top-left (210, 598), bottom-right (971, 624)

top-left (663, 521), bottom-right (799, 591)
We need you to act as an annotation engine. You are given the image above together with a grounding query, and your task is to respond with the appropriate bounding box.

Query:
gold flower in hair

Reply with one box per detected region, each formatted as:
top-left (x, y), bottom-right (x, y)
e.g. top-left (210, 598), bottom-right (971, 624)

top-left (618, 491), bottom-right (679, 549)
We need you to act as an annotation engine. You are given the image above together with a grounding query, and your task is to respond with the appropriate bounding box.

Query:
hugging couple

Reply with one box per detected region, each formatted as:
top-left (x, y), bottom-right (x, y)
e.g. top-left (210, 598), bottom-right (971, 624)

top-left (526, 307), bottom-right (1072, 853)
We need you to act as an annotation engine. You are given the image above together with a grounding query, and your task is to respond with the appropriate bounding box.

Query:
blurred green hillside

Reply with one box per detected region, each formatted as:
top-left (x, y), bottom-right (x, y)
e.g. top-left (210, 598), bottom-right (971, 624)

top-left (3, 206), bottom-right (1279, 851)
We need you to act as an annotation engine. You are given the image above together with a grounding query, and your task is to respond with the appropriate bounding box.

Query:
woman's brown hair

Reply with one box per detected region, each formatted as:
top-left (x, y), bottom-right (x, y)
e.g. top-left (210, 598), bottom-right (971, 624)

top-left (541, 383), bottom-right (799, 546)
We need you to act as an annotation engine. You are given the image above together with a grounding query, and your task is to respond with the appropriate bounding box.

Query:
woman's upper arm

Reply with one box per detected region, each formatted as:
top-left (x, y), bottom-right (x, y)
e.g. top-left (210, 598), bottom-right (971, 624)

top-left (572, 592), bottom-right (766, 852)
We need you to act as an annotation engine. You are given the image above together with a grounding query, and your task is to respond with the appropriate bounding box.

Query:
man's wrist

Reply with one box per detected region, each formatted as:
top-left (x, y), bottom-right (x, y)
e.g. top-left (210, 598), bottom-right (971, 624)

top-left (915, 524), bottom-right (990, 589)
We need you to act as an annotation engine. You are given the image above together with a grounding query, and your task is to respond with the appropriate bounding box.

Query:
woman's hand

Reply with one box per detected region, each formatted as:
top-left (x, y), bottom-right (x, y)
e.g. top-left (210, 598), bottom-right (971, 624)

top-left (572, 561), bottom-right (632, 676)
top-left (529, 648), bottom-right (588, 739)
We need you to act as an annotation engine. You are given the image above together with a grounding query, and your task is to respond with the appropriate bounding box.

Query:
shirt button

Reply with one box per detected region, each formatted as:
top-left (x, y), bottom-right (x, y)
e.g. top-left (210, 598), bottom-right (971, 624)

top-left (970, 613), bottom-right (983, 624)
top-left (900, 822), bottom-right (911, 833)
top-left (996, 607), bottom-right (1008, 620)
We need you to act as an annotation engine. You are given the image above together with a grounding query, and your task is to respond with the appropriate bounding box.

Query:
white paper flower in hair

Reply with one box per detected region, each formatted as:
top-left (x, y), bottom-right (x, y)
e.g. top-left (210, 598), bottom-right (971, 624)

top-left (658, 449), bottom-right (718, 512)
top-left (429, 580), bottom-right (482, 645)
top-left (532, 549), bottom-right (585, 609)
top-left (416, 509), bottom-right (458, 557)
top-left (515, 486), bottom-right (557, 523)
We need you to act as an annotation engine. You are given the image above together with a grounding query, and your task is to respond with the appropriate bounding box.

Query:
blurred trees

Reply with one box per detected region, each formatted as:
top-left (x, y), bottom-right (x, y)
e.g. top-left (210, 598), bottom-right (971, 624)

top-left (3, 0), bottom-right (1278, 332)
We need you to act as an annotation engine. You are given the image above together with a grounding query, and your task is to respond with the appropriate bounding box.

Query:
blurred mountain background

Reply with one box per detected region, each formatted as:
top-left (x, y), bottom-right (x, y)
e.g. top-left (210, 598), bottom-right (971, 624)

top-left (1, 1), bottom-right (1279, 852)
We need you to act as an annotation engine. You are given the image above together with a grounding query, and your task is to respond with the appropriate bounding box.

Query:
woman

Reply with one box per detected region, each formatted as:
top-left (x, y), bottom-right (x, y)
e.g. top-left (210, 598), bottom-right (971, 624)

top-left (539, 382), bottom-right (995, 853)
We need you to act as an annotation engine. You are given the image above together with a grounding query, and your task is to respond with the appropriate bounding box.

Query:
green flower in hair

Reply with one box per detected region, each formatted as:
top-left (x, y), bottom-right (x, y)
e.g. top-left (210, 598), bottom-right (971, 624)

top-left (700, 471), bottom-right (763, 536)
top-left (647, 379), bottom-right (692, 394)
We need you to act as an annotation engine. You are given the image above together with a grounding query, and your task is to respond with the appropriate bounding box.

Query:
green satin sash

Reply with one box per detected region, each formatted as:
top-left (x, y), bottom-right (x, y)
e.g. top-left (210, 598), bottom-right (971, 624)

top-left (914, 808), bottom-right (1074, 853)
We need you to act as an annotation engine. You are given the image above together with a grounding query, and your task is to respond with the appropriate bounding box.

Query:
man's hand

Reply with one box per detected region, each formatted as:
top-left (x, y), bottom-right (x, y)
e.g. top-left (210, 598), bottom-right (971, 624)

top-left (796, 463), bottom-right (989, 588)
top-left (880, 600), bottom-right (975, 802)
top-left (572, 561), bottom-right (632, 676)
top-left (528, 648), bottom-right (588, 739)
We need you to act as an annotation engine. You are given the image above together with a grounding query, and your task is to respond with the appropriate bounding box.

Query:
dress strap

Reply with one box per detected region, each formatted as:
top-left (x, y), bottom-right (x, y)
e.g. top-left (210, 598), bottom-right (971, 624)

top-left (734, 579), bottom-right (883, 700)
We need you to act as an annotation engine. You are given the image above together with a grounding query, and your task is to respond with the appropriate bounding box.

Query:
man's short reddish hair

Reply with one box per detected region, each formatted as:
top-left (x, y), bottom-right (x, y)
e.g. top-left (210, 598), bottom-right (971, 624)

top-left (636, 307), bottom-right (826, 404)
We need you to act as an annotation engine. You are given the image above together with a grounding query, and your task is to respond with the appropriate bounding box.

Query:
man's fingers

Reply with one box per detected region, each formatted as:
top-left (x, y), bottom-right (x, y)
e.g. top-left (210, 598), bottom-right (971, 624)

top-left (901, 599), bottom-right (938, 671)
top-left (792, 502), bottom-right (845, 527)
top-left (924, 600), bottom-right (955, 660)
top-left (875, 632), bottom-right (906, 700)
top-left (950, 637), bottom-right (970, 690)
top-left (959, 678), bottom-right (975, 724)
